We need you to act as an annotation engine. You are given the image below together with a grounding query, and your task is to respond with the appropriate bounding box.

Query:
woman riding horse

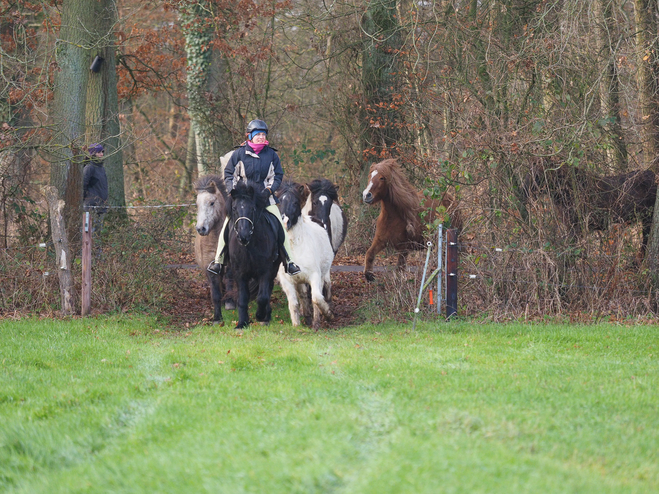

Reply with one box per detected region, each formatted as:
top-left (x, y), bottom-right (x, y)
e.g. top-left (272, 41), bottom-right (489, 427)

top-left (207, 119), bottom-right (301, 276)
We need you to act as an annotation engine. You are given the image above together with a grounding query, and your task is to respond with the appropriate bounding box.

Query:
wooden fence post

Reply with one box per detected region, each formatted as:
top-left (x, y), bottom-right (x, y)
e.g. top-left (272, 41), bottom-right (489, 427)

top-left (81, 211), bottom-right (92, 316)
top-left (44, 186), bottom-right (76, 315)
top-left (446, 228), bottom-right (458, 319)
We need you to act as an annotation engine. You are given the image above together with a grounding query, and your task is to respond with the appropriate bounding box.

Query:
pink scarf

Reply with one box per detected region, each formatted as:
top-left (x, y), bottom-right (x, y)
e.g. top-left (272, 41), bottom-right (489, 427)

top-left (247, 140), bottom-right (268, 154)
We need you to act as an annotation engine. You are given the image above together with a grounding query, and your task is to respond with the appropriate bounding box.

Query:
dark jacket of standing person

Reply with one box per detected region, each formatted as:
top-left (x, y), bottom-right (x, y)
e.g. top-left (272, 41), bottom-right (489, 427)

top-left (83, 143), bottom-right (109, 213)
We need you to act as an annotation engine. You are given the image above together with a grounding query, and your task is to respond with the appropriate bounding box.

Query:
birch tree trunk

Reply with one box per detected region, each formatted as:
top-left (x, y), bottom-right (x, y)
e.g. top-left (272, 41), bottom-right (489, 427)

top-left (182, 125), bottom-right (197, 197)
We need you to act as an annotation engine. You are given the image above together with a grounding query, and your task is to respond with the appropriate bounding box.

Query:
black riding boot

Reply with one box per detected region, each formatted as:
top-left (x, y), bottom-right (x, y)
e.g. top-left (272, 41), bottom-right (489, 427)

top-left (207, 248), bottom-right (227, 275)
top-left (207, 261), bottom-right (223, 275)
top-left (285, 259), bottom-right (301, 276)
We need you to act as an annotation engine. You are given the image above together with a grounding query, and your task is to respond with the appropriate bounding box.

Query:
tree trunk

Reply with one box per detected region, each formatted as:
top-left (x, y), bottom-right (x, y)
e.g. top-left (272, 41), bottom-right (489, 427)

top-left (182, 125), bottom-right (197, 197)
top-left (180, 1), bottom-right (218, 175)
top-left (361, 0), bottom-right (403, 161)
top-left (169, 97), bottom-right (180, 139)
top-left (44, 186), bottom-right (76, 315)
top-left (120, 98), bottom-right (145, 200)
top-left (50, 0), bottom-right (96, 251)
top-left (85, 0), bottom-right (125, 216)
top-left (634, 0), bottom-right (659, 167)
top-left (595, 0), bottom-right (627, 171)
top-left (207, 49), bottom-right (234, 153)
top-left (634, 0), bottom-right (659, 284)
top-left (396, 0), bottom-right (431, 159)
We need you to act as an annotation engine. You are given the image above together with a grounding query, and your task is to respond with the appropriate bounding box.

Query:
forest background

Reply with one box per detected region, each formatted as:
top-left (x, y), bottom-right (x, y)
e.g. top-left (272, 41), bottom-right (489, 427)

top-left (3, 0), bottom-right (659, 321)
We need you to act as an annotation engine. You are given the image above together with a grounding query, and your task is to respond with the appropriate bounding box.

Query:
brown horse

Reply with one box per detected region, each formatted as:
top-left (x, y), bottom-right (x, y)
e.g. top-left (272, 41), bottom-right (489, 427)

top-left (361, 159), bottom-right (462, 281)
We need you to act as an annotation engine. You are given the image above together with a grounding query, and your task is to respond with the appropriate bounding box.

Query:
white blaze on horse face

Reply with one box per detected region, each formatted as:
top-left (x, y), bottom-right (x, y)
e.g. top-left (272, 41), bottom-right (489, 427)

top-left (317, 194), bottom-right (329, 229)
top-left (195, 190), bottom-right (218, 233)
top-left (362, 170), bottom-right (378, 200)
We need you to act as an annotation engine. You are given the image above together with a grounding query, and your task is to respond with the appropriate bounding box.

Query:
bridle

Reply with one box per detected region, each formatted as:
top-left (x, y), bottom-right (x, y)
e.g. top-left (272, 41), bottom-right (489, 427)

top-left (233, 215), bottom-right (254, 239)
top-left (230, 186), bottom-right (266, 245)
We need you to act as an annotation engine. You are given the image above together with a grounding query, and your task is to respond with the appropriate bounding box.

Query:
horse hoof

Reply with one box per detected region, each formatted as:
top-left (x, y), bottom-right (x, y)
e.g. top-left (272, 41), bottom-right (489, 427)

top-left (259, 321), bottom-right (270, 326)
top-left (364, 271), bottom-right (375, 282)
top-left (213, 320), bottom-right (224, 326)
top-left (224, 300), bottom-right (236, 310)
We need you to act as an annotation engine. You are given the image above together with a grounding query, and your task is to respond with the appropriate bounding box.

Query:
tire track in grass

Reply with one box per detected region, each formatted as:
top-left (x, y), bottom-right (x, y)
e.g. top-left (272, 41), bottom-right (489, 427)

top-left (316, 343), bottom-right (398, 491)
top-left (94, 348), bottom-right (172, 456)
top-left (342, 386), bottom-right (398, 491)
top-left (1, 336), bottom-right (175, 493)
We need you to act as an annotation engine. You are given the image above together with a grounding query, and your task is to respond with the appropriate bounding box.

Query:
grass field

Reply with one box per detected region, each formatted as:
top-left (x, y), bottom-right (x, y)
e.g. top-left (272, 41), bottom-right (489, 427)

top-left (1, 316), bottom-right (657, 493)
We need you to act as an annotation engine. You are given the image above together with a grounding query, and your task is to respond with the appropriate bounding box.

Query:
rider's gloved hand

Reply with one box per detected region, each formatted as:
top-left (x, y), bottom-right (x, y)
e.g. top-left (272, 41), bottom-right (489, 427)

top-left (260, 187), bottom-right (273, 201)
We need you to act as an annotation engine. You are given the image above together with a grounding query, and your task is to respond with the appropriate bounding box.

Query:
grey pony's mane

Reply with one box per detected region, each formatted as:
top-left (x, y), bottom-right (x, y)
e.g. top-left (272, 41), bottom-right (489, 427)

top-left (194, 174), bottom-right (226, 198)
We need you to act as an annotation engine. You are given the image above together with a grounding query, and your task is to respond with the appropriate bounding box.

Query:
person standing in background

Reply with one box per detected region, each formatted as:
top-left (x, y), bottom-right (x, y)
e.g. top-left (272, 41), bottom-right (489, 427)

top-left (83, 143), bottom-right (109, 232)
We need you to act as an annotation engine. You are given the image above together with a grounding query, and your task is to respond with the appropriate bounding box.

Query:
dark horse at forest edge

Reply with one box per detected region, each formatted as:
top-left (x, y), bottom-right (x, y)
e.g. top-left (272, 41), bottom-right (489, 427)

top-left (523, 162), bottom-right (657, 259)
top-left (362, 159), bottom-right (462, 281)
top-left (227, 179), bottom-right (282, 329)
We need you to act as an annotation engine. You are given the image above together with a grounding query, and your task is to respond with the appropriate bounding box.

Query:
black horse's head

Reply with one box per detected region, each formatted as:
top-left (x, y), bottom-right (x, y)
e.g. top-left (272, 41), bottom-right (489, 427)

top-left (277, 180), bottom-right (309, 230)
top-left (307, 178), bottom-right (339, 231)
top-left (228, 180), bottom-right (269, 246)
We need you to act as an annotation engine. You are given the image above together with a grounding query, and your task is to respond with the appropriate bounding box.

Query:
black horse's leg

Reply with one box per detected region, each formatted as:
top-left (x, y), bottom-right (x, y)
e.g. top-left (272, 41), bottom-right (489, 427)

top-left (255, 277), bottom-right (272, 324)
top-left (265, 278), bottom-right (275, 323)
top-left (236, 279), bottom-right (251, 329)
top-left (206, 271), bottom-right (223, 323)
top-left (224, 265), bottom-right (236, 310)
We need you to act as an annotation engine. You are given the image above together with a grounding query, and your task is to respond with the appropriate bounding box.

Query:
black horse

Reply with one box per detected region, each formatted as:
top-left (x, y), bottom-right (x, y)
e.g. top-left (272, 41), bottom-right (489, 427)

top-left (523, 162), bottom-right (657, 258)
top-left (227, 179), bottom-right (282, 328)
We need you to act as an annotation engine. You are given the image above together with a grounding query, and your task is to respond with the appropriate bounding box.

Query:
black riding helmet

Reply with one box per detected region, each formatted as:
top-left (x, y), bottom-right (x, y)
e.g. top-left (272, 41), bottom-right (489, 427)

top-left (246, 119), bottom-right (268, 136)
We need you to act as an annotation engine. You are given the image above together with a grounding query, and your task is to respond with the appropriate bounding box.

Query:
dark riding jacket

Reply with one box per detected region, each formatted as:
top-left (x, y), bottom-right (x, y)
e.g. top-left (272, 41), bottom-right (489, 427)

top-left (83, 158), bottom-right (109, 213)
top-left (223, 144), bottom-right (283, 204)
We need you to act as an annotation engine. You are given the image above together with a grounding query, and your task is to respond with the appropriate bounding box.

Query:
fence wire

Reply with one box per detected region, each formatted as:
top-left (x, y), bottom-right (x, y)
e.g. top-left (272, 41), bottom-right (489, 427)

top-left (1, 203), bottom-right (657, 318)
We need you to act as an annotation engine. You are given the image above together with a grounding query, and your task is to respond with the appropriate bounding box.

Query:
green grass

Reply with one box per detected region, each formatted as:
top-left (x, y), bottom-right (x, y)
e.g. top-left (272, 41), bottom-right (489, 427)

top-left (1, 316), bottom-right (657, 493)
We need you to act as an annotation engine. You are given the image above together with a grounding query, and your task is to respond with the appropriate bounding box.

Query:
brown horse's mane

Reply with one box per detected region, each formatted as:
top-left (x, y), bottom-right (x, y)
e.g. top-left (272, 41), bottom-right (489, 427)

top-left (375, 159), bottom-right (422, 234)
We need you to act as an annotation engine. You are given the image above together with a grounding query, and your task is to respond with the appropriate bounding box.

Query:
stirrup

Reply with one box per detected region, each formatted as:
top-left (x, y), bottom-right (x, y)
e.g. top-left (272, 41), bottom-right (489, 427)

top-left (207, 261), bottom-right (223, 275)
